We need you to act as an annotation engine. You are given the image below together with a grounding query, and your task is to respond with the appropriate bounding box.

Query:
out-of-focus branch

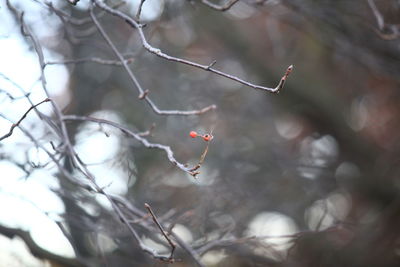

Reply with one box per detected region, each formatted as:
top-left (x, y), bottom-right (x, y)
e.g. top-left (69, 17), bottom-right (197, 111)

top-left (111, 196), bottom-right (205, 267)
top-left (6, 0), bottom-right (78, 169)
top-left (45, 0), bottom-right (125, 26)
top-left (367, 0), bottom-right (400, 40)
top-left (200, 0), bottom-right (239, 11)
top-left (0, 98), bottom-right (50, 141)
top-left (65, 0), bottom-right (80, 5)
top-left (194, 223), bottom-right (353, 256)
top-left (367, 0), bottom-right (384, 30)
top-left (92, 0), bottom-right (293, 94)
top-left (0, 114), bottom-right (94, 190)
top-left (41, 0), bottom-right (127, 44)
top-left (4, 3), bottom-right (211, 263)
top-left (0, 224), bottom-right (86, 267)
top-left (6, 3), bottom-right (188, 263)
top-left (144, 203), bottom-right (176, 262)
top-left (135, 0), bottom-right (146, 21)
top-left (0, 88), bottom-right (29, 100)
top-left (2, 109), bottom-right (179, 263)
top-left (89, 4), bottom-right (216, 115)
top-left (45, 56), bottom-right (134, 66)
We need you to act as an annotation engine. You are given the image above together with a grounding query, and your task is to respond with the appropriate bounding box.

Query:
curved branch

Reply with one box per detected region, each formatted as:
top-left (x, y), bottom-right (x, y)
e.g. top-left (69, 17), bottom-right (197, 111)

top-left (89, 5), bottom-right (216, 116)
top-left (200, 0), bottom-right (239, 11)
top-left (62, 115), bottom-right (194, 175)
top-left (92, 0), bottom-right (293, 94)
top-left (0, 224), bottom-right (86, 267)
top-left (0, 98), bottom-right (50, 142)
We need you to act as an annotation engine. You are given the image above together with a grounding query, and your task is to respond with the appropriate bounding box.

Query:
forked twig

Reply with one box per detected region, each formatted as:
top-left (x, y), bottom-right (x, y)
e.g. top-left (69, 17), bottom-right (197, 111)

top-left (89, 4), bottom-right (216, 116)
top-left (92, 0), bottom-right (293, 94)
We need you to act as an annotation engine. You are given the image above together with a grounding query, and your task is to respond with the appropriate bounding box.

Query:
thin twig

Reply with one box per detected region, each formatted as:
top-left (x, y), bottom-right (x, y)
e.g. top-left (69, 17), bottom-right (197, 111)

top-left (5, 2), bottom-right (205, 265)
top-left (0, 98), bottom-right (50, 141)
top-left (0, 114), bottom-right (94, 190)
top-left (42, 0), bottom-right (126, 26)
top-left (135, 0), bottom-right (146, 21)
top-left (45, 57), bottom-right (134, 66)
top-left (188, 141), bottom-right (211, 177)
top-left (137, 123), bottom-right (156, 137)
top-left (367, 0), bottom-right (384, 30)
top-left (145, 203), bottom-right (176, 262)
top-left (90, 4), bottom-right (216, 115)
top-left (8, 3), bottom-right (170, 261)
top-left (200, 0), bottom-right (239, 11)
top-left (62, 115), bottom-right (193, 175)
top-left (9, 1), bottom-right (72, 146)
top-left (111, 196), bottom-right (205, 266)
top-left (367, 0), bottom-right (400, 40)
top-left (92, 0), bottom-right (293, 94)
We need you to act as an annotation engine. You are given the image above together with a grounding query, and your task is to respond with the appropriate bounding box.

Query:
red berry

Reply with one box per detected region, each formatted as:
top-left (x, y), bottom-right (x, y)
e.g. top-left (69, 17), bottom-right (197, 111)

top-left (202, 134), bottom-right (213, 142)
top-left (190, 131), bottom-right (198, 138)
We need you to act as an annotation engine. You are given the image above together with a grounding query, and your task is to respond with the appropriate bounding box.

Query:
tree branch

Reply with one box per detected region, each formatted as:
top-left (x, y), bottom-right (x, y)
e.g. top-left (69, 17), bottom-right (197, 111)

top-left (62, 115), bottom-right (195, 175)
top-left (89, 4), bottom-right (216, 116)
top-left (144, 203), bottom-right (176, 262)
top-left (45, 56), bottom-right (134, 67)
top-left (0, 98), bottom-right (50, 142)
top-left (0, 224), bottom-right (86, 267)
top-left (200, 0), bottom-right (239, 11)
top-left (92, 0), bottom-right (293, 94)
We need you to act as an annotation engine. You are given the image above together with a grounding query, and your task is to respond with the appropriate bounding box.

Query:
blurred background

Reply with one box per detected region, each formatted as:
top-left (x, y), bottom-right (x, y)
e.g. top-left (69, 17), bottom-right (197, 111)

top-left (1, 0), bottom-right (400, 266)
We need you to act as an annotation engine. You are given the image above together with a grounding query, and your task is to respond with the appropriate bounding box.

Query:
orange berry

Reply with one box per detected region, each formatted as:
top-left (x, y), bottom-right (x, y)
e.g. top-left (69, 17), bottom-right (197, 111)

top-left (189, 131), bottom-right (198, 138)
top-left (202, 134), bottom-right (213, 142)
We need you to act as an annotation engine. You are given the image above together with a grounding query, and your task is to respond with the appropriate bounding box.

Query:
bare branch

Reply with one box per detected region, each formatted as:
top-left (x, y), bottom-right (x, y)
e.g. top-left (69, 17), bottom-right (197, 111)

top-left (367, 0), bottom-right (400, 40)
top-left (137, 123), bottom-right (156, 137)
top-left (200, 0), bottom-right (239, 11)
top-left (89, 4), bottom-right (216, 115)
top-left (2, 111), bottom-right (177, 263)
top-left (367, 0), bottom-right (384, 30)
top-left (188, 138), bottom-right (212, 177)
top-left (111, 196), bottom-right (205, 267)
top-left (43, 0), bottom-right (126, 26)
top-left (0, 224), bottom-right (86, 267)
top-left (144, 203), bottom-right (176, 262)
top-left (92, 0), bottom-right (293, 94)
top-left (5, 6), bottom-right (163, 261)
top-left (45, 56), bottom-right (134, 66)
top-left (62, 115), bottom-right (194, 175)
top-left (0, 114), bottom-right (94, 190)
top-left (8, 1), bottom-right (86, 171)
top-left (135, 0), bottom-right (147, 21)
top-left (0, 98), bottom-right (50, 142)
